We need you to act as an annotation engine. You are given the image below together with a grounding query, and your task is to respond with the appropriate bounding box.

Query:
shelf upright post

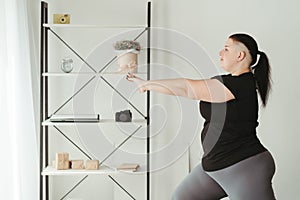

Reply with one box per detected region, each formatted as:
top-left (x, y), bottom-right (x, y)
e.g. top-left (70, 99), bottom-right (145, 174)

top-left (40, 1), bottom-right (49, 200)
top-left (146, 1), bottom-right (151, 200)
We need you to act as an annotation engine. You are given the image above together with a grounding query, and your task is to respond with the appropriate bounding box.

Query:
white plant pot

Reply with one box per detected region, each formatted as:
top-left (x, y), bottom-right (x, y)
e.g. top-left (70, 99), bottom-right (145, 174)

top-left (116, 50), bottom-right (139, 73)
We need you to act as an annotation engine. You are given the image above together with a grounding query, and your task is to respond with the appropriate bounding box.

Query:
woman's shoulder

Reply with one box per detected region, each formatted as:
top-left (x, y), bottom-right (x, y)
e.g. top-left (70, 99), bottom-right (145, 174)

top-left (211, 72), bottom-right (256, 98)
top-left (212, 72), bottom-right (254, 82)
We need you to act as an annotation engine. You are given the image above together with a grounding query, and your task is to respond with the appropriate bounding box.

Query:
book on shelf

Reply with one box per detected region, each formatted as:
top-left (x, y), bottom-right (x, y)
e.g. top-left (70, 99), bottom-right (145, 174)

top-left (117, 163), bottom-right (140, 172)
top-left (49, 114), bottom-right (100, 122)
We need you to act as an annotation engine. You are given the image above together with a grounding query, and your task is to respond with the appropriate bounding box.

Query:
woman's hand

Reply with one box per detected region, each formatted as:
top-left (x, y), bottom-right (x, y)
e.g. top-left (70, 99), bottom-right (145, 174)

top-left (126, 73), bottom-right (147, 93)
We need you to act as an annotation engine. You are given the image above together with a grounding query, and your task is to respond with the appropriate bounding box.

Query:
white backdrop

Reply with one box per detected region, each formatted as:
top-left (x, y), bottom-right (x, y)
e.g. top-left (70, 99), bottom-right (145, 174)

top-left (153, 0), bottom-right (300, 199)
top-left (32, 0), bottom-right (300, 199)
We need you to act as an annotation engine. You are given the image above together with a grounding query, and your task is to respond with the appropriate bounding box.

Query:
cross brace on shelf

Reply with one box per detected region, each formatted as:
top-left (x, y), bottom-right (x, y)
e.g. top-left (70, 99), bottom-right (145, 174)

top-left (53, 125), bottom-right (142, 199)
top-left (48, 27), bottom-right (148, 119)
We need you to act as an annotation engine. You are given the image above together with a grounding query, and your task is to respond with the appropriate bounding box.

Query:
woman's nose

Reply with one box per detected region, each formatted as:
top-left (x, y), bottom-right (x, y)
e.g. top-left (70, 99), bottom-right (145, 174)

top-left (219, 50), bottom-right (223, 56)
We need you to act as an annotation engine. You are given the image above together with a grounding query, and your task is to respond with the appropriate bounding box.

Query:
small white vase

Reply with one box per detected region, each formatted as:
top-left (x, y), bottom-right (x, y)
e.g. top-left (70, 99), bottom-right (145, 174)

top-left (116, 50), bottom-right (139, 73)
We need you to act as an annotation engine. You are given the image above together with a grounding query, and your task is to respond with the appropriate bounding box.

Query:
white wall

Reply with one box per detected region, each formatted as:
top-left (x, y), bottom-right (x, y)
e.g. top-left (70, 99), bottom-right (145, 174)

top-left (152, 0), bottom-right (300, 199)
top-left (36, 0), bottom-right (300, 199)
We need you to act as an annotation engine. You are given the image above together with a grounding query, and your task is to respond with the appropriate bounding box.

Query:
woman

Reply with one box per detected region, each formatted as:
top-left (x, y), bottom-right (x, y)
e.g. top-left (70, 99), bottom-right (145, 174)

top-left (127, 33), bottom-right (276, 200)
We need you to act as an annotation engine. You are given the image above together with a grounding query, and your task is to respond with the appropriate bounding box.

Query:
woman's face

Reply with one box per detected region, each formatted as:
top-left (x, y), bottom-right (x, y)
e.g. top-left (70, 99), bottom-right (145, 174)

top-left (219, 38), bottom-right (240, 72)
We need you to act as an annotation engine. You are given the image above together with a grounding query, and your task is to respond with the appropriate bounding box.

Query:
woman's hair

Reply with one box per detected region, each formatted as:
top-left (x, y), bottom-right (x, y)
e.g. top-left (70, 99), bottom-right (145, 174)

top-left (229, 33), bottom-right (271, 106)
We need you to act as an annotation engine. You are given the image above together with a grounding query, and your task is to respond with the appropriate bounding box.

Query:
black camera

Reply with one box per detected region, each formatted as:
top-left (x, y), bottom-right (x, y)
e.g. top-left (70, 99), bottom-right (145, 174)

top-left (115, 110), bottom-right (132, 122)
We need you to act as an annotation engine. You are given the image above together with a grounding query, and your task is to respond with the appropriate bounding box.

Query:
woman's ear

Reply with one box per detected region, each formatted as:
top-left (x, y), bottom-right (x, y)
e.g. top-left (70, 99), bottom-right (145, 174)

top-left (237, 51), bottom-right (246, 61)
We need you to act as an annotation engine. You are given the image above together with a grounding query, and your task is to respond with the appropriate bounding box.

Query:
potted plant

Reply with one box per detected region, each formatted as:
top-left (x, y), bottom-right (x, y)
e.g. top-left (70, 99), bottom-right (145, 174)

top-left (113, 40), bottom-right (141, 73)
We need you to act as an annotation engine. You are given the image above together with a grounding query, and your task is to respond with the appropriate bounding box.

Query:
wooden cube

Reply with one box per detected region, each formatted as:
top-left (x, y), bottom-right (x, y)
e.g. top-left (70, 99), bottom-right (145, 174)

top-left (86, 160), bottom-right (99, 170)
top-left (55, 152), bottom-right (69, 170)
top-left (71, 160), bottom-right (84, 169)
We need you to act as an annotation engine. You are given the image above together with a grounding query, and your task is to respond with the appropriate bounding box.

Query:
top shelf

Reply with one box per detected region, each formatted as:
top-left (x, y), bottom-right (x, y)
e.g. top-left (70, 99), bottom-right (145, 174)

top-left (42, 72), bottom-right (147, 77)
top-left (43, 24), bottom-right (147, 29)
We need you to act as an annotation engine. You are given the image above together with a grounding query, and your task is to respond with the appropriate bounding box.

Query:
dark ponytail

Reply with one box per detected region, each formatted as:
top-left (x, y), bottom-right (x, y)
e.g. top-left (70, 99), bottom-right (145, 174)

top-left (253, 51), bottom-right (271, 106)
top-left (229, 33), bottom-right (272, 107)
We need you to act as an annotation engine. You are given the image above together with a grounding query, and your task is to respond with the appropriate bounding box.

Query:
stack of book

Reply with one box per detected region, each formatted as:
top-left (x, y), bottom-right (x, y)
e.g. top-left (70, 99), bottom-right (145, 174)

top-left (117, 163), bottom-right (140, 172)
top-left (49, 114), bottom-right (100, 122)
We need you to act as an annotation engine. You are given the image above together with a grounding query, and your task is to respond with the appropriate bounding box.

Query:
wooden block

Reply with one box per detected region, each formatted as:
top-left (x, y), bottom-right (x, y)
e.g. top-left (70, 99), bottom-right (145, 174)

top-left (56, 152), bottom-right (69, 162)
top-left (86, 160), bottom-right (99, 170)
top-left (55, 152), bottom-right (69, 170)
top-left (71, 160), bottom-right (84, 169)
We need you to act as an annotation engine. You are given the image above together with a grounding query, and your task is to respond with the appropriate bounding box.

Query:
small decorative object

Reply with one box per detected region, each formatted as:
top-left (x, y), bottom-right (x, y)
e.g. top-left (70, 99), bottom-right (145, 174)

top-left (113, 40), bottom-right (141, 73)
top-left (55, 152), bottom-right (70, 170)
top-left (86, 160), bottom-right (99, 170)
top-left (61, 57), bottom-right (73, 73)
top-left (117, 163), bottom-right (140, 172)
top-left (115, 109), bottom-right (132, 122)
top-left (71, 160), bottom-right (84, 169)
top-left (53, 14), bottom-right (70, 24)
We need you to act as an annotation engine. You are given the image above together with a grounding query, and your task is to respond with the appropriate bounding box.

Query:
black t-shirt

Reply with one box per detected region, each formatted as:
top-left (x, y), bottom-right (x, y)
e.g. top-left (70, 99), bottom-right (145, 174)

top-left (199, 72), bottom-right (267, 171)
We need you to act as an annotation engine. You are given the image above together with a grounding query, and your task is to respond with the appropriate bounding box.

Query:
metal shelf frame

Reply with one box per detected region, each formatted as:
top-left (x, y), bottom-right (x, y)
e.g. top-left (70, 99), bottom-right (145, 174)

top-left (39, 1), bottom-right (151, 200)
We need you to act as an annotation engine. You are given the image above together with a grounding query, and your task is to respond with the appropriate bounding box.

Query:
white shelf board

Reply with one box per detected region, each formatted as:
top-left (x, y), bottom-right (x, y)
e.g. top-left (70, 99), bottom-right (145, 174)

top-left (42, 72), bottom-right (147, 77)
top-left (42, 166), bottom-right (116, 176)
top-left (100, 119), bottom-right (146, 124)
top-left (42, 165), bottom-right (147, 176)
top-left (42, 118), bottom-right (147, 126)
top-left (42, 72), bottom-right (96, 77)
top-left (43, 23), bottom-right (146, 29)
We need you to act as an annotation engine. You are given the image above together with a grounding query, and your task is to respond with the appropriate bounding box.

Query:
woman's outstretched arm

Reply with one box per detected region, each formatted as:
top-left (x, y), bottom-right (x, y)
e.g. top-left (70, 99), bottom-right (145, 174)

top-left (126, 73), bottom-right (235, 102)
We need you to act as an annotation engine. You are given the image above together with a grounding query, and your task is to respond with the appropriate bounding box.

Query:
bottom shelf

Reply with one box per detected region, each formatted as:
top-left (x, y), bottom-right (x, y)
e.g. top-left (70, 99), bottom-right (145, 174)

top-left (42, 165), bottom-right (147, 176)
top-left (42, 166), bottom-right (116, 176)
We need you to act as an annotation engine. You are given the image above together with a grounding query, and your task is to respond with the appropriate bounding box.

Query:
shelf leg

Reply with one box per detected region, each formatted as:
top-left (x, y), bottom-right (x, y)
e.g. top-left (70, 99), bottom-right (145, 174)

top-left (146, 2), bottom-right (152, 200)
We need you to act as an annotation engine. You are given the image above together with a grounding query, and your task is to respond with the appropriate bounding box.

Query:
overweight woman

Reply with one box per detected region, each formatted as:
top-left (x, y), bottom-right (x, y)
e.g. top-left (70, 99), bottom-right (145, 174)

top-left (127, 33), bottom-right (276, 200)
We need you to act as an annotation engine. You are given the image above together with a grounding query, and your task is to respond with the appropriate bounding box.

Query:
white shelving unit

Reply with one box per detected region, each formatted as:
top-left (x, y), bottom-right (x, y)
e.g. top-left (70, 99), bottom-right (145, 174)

top-left (40, 1), bottom-right (151, 200)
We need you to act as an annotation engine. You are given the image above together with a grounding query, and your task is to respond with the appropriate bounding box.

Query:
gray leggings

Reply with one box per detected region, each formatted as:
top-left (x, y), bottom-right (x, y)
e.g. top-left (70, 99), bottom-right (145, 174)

top-left (172, 151), bottom-right (276, 200)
